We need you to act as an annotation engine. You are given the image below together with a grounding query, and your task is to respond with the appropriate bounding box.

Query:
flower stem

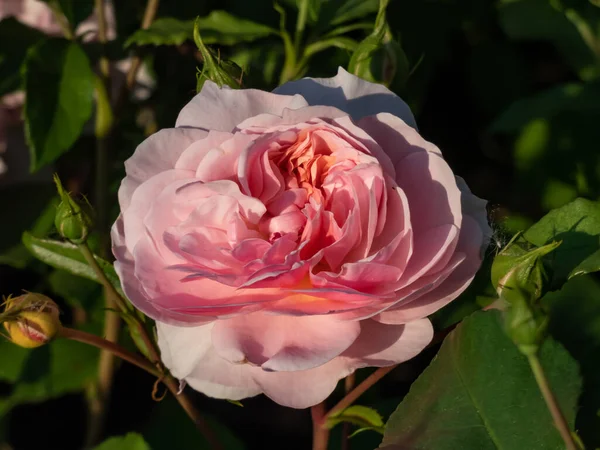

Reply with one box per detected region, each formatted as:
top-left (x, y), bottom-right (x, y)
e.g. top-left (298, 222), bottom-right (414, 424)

top-left (163, 376), bottom-right (225, 450)
top-left (527, 353), bottom-right (578, 450)
top-left (341, 373), bottom-right (356, 450)
top-left (76, 243), bottom-right (220, 447)
top-left (59, 326), bottom-right (161, 378)
top-left (311, 401), bottom-right (330, 450)
top-left (325, 365), bottom-right (396, 422)
top-left (78, 243), bottom-right (128, 313)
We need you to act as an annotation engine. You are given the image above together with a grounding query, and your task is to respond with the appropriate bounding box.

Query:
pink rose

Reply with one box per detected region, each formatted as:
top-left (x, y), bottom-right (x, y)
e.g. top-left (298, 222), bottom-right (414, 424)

top-left (112, 68), bottom-right (490, 408)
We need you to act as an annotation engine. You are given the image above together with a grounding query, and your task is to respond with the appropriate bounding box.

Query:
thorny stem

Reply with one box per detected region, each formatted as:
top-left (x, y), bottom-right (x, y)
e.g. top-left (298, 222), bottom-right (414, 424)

top-left (311, 401), bottom-right (330, 450)
top-left (527, 353), bottom-right (578, 450)
top-left (59, 327), bottom-right (161, 378)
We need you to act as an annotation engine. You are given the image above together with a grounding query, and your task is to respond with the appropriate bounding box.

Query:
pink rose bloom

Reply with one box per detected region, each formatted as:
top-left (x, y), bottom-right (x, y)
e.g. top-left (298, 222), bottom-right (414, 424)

top-left (112, 68), bottom-right (490, 408)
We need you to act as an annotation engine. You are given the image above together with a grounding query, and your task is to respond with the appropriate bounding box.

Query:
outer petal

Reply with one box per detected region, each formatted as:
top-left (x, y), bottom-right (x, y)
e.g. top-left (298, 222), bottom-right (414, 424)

top-left (456, 176), bottom-right (492, 253)
top-left (374, 216), bottom-right (484, 323)
top-left (119, 128), bottom-right (207, 211)
top-left (176, 81), bottom-right (308, 131)
top-left (251, 358), bottom-right (352, 409)
top-left (250, 318), bottom-right (433, 408)
top-left (111, 216), bottom-right (205, 325)
top-left (211, 313), bottom-right (361, 371)
top-left (157, 321), bottom-right (262, 400)
top-left (274, 67), bottom-right (416, 128)
top-left (342, 318), bottom-right (434, 366)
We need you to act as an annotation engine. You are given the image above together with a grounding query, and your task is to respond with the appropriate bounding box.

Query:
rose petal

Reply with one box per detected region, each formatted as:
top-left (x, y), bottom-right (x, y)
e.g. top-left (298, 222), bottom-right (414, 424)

top-left (211, 313), bottom-right (361, 371)
top-left (119, 128), bottom-right (207, 211)
top-left (342, 318), bottom-right (433, 366)
top-left (176, 82), bottom-right (308, 131)
top-left (274, 67), bottom-right (416, 127)
top-left (157, 321), bottom-right (262, 400)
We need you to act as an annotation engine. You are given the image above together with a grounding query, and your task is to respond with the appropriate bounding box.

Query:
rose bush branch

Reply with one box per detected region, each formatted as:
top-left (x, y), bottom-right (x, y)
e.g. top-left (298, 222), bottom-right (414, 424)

top-left (527, 353), bottom-right (578, 450)
top-left (78, 240), bottom-right (223, 448)
top-left (59, 326), bottom-right (162, 378)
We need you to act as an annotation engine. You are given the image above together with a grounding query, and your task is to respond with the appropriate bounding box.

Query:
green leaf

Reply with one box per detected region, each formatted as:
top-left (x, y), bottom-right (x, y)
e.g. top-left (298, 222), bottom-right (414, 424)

top-left (0, 339), bottom-right (30, 384)
top-left (0, 184), bottom-right (57, 268)
top-left (196, 11), bottom-right (277, 46)
top-left (126, 12), bottom-right (276, 49)
top-left (23, 39), bottom-right (94, 171)
top-left (2, 338), bottom-right (99, 412)
top-left (544, 275), bottom-right (600, 448)
top-left (328, 0), bottom-right (379, 27)
top-left (297, 0), bottom-right (321, 25)
top-left (523, 198), bottom-right (600, 286)
top-left (380, 310), bottom-right (581, 450)
top-left (22, 232), bottom-right (123, 296)
top-left (93, 433), bottom-right (150, 450)
top-left (303, 37), bottom-right (357, 59)
top-left (48, 269), bottom-right (102, 312)
top-left (0, 18), bottom-right (44, 97)
top-left (569, 248), bottom-right (600, 278)
top-left (326, 405), bottom-right (385, 434)
top-left (144, 396), bottom-right (245, 450)
top-left (124, 18), bottom-right (194, 48)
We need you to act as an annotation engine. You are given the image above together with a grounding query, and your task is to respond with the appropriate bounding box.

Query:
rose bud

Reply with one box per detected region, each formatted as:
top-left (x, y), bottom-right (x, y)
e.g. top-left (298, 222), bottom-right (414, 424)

top-left (491, 234), bottom-right (560, 354)
top-left (3, 293), bottom-right (61, 348)
top-left (53, 174), bottom-right (94, 244)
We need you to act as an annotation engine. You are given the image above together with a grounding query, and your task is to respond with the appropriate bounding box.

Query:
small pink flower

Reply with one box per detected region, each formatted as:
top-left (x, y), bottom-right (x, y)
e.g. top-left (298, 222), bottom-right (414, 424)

top-left (112, 68), bottom-right (490, 408)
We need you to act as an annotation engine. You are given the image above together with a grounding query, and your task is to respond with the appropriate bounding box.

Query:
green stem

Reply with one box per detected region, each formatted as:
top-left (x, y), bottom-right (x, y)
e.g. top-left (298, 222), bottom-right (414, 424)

top-left (77, 243), bottom-right (220, 447)
top-left (59, 326), bottom-right (161, 378)
top-left (78, 243), bottom-right (128, 313)
top-left (48, 0), bottom-right (74, 39)
top-left (79, 240), bottom-right (121, 445)
top-left (294, 0), bottom-right (309, 55)
top-left (527, 353), bottom-right (578, 450)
